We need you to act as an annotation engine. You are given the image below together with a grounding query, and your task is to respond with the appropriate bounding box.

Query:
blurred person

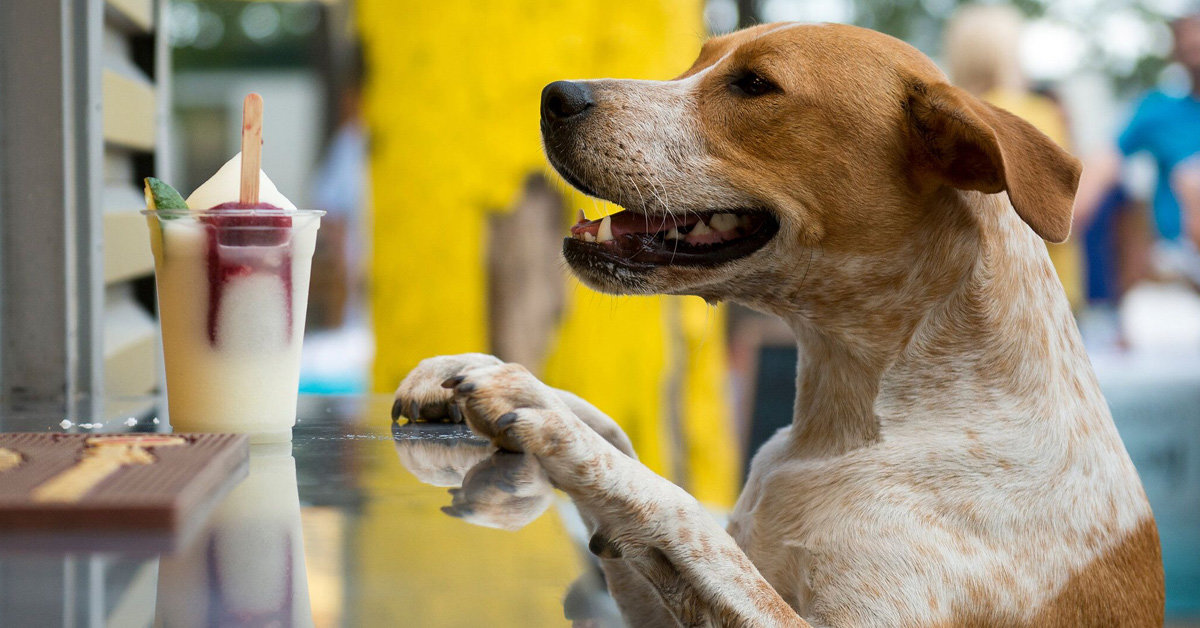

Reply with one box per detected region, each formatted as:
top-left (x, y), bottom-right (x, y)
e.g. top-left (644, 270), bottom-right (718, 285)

top-left (310, 65), bottom-right (368, 329)
top-left (1075, 13), bottom-right (1200, 283)
top-left (1171, 156), bottom-right (1200, 283)
top-left (299, 51), bottom-right (374, 394)
top-left (944, 4), bottom-right (1085, 309)
top-left (487, 174), bottom-right (568, 373)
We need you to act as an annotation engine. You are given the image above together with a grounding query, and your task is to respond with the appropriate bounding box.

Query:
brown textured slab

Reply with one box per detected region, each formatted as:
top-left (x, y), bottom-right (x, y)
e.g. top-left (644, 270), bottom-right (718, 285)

top-left (0, 433), bottom-right (248, 552)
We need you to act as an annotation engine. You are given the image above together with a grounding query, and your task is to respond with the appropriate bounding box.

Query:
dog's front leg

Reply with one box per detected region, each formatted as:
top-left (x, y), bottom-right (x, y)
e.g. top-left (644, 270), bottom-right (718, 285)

top-left (551, 388), bottom-right (636, 458)
top-left (571, 507), bottom-right (705, 626)
top-left (594, 556), bottom-right (692, 626)
top-left (592, 539), bottom-right (723, 627)
top-left (441, 362), bottom-right (809, 628)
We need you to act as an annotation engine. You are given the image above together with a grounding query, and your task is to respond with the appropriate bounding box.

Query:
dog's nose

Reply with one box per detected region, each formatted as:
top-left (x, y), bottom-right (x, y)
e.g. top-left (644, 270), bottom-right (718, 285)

top-left (541, 81), bottom-right (594, 122)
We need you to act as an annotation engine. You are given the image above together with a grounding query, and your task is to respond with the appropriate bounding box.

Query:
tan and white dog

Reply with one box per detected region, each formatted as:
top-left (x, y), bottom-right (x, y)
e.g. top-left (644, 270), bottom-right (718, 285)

top-left (393, 23), bottom-right (1164, 627)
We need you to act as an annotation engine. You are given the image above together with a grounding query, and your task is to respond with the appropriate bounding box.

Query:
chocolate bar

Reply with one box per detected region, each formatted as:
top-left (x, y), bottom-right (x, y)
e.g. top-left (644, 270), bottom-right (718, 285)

top-left (0, 433), bottom-right (248, 552)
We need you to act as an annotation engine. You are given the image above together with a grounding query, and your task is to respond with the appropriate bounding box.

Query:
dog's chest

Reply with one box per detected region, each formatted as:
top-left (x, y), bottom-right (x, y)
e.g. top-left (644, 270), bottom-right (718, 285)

top-left (727, 419), bottom-right (1152, 624)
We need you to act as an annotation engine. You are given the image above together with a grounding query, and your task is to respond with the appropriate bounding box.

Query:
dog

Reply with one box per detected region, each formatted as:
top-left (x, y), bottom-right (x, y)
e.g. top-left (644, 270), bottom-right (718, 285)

top-left (392, 23), bottom-right (1164, 626)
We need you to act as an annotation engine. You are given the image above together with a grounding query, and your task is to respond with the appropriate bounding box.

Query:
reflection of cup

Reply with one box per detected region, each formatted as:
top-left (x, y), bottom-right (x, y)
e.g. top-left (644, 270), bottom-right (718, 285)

top-left (156, 442), bottom-right (312, 627)
top-left (144, 209), bottom-right (323, 441)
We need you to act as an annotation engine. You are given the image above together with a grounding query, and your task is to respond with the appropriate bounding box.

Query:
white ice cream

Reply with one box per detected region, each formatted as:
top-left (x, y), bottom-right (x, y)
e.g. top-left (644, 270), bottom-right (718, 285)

top-left (150, 215), bottom-right (319, 438)
top-left (185, 152), bottom-right (298, 210)
top-left (149, 155), bottom-right (319, 440)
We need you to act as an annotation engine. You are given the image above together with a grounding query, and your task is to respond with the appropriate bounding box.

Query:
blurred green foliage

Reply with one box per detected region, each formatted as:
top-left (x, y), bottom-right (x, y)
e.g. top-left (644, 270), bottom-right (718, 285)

top-left (171, 1), bottom-right (322, 70)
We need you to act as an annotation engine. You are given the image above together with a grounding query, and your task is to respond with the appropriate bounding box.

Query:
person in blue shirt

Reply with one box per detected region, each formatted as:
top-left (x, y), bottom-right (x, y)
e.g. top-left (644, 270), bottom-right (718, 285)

top-left (1076, 14), bottom-right (1200, 248)
top-left (1074, 13), bottom-right (1200, 298)
top-left (1118, 88), bottom-right (1200, 242)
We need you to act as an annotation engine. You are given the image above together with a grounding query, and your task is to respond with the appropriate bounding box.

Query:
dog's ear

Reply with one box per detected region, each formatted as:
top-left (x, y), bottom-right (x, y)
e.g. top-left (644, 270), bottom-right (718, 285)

top-left (905, 80), bottom-right (1080, 243)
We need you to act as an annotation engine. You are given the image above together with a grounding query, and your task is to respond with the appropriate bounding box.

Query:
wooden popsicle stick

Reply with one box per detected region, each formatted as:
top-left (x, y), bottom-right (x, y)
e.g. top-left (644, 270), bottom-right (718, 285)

top-left (239, 93), bottom-right (264, 206)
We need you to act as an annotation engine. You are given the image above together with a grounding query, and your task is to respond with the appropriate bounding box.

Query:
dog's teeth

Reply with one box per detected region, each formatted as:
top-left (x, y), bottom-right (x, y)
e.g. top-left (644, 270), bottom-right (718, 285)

top-left (584, 232), bottom-right (596, 242)
top-left (709, 213), bottom-right (738, 231)
top-left (665, 227), bottom-right (681, 239)
top-left (576, 209), bottom-right (586, 223)
top-left (597, 215), bottom-right (614, 242)
top-left (690, 221), bottom-right (713, 236)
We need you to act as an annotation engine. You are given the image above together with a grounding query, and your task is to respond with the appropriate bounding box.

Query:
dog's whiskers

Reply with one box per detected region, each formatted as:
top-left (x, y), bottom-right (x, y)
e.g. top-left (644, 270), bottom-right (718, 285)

top-left (645, 179), bottom-right (684, 264)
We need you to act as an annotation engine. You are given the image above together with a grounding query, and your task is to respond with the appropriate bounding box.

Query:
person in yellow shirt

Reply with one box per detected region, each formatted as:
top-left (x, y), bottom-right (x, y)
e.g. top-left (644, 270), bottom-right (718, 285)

top-left (944, 4), bottom-right (1085, 309)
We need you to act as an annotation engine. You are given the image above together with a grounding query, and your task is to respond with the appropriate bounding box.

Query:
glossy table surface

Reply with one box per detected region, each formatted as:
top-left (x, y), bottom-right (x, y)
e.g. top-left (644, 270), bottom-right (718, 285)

top-left (0, 395), bottom-right (618, 627)
top-left (3, 358), bottom-right (1199, 626)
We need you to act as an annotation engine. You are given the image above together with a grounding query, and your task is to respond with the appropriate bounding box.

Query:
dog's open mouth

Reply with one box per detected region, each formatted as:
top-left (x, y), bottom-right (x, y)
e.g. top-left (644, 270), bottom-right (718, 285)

top-left (563, 209), bottom-right (779, 268)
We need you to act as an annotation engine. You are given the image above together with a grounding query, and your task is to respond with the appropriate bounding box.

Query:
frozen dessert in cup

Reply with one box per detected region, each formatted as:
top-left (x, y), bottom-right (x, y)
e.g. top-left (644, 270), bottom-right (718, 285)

top-left (144, 94), bottom-right (323, 442)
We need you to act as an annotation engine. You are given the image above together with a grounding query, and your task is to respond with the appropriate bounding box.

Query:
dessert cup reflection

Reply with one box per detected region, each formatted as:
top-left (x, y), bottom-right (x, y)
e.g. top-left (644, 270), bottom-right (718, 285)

top-left (156, 443), bottom-right (312, 627)
top-left (391, 421), bottom-right (554, 530)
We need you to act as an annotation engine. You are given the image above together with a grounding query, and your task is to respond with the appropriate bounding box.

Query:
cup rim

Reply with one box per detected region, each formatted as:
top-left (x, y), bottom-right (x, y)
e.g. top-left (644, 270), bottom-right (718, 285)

top-left (141, 208), bottom-right (326, 218)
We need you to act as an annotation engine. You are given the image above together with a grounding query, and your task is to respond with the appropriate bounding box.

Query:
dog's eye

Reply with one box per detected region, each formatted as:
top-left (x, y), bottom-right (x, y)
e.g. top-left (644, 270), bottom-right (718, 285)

top-left (730, 72), bottom-right (778, 97)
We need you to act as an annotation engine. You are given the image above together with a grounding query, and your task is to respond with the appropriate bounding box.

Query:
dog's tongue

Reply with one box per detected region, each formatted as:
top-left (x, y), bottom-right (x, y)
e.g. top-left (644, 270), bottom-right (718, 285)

top-left (570, 210), bottom-right (698, 238)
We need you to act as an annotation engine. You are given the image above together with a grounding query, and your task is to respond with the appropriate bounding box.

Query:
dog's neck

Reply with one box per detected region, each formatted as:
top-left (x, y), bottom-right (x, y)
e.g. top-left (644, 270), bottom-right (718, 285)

top-left (778, 190), bottom-right (1096, 458)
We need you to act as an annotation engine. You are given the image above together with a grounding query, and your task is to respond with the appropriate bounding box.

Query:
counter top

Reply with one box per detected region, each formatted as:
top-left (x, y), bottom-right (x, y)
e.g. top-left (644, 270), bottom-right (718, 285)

top-left (0, 395), bottom-right (619, 627)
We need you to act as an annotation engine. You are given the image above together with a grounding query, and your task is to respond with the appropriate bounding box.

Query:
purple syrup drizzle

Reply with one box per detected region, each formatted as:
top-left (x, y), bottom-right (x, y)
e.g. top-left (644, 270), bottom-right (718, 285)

top-left (202, 203), bottom-right (293, 347)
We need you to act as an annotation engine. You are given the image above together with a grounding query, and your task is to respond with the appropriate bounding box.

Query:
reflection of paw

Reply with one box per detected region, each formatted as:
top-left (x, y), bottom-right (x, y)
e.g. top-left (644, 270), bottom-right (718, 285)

top-left (441, 451), bottom-right (554, 531)
top-left (442, 362), bottom-right (577, 457)
top-left (392, 353), bottom-right (503, 423)
top-left (391, 422), bottom-right (491, 487)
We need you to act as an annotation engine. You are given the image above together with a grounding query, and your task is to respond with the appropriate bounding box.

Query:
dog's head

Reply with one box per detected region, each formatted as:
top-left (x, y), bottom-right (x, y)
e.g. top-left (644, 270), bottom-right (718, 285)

top-left (541, 23), bottom-right (1080, 315)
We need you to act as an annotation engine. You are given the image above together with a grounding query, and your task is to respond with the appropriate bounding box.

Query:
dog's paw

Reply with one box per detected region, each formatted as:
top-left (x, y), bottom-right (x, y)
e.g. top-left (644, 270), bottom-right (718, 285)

top-left (392, 353), bottom-right (503, 423)
top-left (442, 362), bottom-right (577, 457)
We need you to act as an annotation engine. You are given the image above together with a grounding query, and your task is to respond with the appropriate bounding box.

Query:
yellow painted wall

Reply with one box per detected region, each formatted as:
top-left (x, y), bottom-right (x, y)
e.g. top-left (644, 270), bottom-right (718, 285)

top-left (360, 0), bottom-right (738, 507)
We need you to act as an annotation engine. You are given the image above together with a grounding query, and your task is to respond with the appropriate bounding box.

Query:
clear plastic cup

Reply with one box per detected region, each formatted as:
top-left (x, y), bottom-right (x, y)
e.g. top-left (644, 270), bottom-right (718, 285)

top-left (143, 209), bottom-right (324, 442)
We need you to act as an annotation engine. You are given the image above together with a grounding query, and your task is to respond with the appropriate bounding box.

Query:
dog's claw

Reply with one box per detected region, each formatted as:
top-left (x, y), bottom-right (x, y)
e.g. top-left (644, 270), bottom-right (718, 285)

top-left (456, 381), bottom-right (476, 393)
top-left (441, 375), bottom-right (465, 389)
top-left (449, 403), bottom-right (463, 422)
top-left (441, 504), bottom-right (472, 518)
top-left (409, 400), bottom-right (421, 421)
top-left (497, 412), bottom-right (519, 428)
top-left (391, 398), bottom-right (404, 420)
